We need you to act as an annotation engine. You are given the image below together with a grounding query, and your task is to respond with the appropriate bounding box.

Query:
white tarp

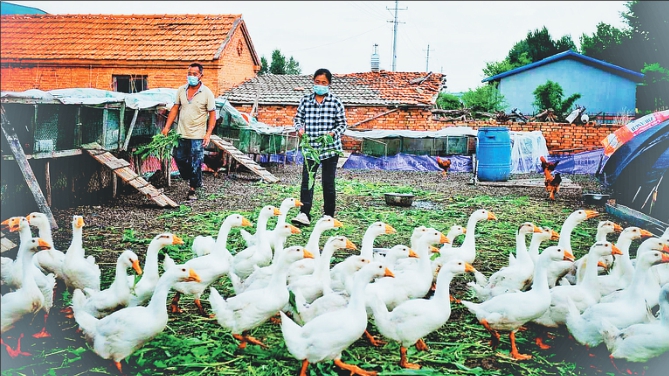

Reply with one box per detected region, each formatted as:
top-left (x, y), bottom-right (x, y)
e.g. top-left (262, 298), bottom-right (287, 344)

top-left (344, 126), bottom-right (478, 139)
top-left (1, 89), bottom-right (55, 101)
top-left (124, 88), bottom-right (177, 110)
top-left (510, 130), bottom-right (549, 173)
top-left (48, 88), bottom-right (127, 105)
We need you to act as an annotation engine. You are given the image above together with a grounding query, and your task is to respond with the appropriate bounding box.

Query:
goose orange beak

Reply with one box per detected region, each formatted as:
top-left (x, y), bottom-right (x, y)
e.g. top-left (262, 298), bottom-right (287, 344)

top-left (132, 259), bottom-right (143, 275)
top-left (384, 267), bottom-right (395, 278)
top-left (408, 249), bottom-right (419, 258)
top-left (662, 243), bottom-right (669, 253)
top-left (37, 238), bottom-right (52, 250)
top-left (187, 268), bottom-right (201, 283)
top-left (550, 229), bottom-right (560, 241)
top-left (303, 250), bottom-right (315, 259)
top-left (661, 253), bottom-right (669, 263)
top-left (385, 224), bottom-right (397, 234)
top-left (3, 218), bottom-right (20, 232)
top-left (639, 229), bottom-right (654, 238)
top-left (585, 210), bottom-right (599, 219)
top-left (613, 223), bottom-right (623, 232)
top-left (273, 208), bottom-right (282, 216)
top-left (289, 225), bottom-right (302, 234)
top-left (610, 244), bottom-right (623, 256)
top-left (462, 228), bottom-right (467, 234)
top-left (533, 225), bottom-right (543, 233)
top-left (345, 239), bottom-right (357, 251)
top-left (333, 219), bottom-right (343, 228)
top-left (294, 200), bottom-right (303, 207)
top-left (465, 262), bottom-right (476, 273)
top-left (597, 261), bottom-right (608, 271)
top-left (430, 246), bottom-right (440, 254)
top-left (172, 235), bottom-right (184, 245)
top-left (563, 250), bottom-right (575, 262)
top-left (440, 234), bottom-right (451, 244)
top-left (76, 216), bottom-right (85, 228)
top-left (487, 212), bottom-right (498, 220)
top-left (241, 217), bottom-right (252, 227)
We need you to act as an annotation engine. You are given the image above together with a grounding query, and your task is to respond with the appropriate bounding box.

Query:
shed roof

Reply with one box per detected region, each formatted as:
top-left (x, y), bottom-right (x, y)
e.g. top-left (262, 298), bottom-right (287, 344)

top-left (0, 13), bottom-right (252, 62)
top-left (482, 50), bottom-right (644, 83)
top-left (223, 71), bottom-right (445, 107)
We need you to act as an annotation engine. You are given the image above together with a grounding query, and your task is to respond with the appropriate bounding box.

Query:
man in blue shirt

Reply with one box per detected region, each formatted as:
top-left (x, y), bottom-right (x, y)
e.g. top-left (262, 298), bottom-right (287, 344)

top-left (291, 68), bottom-right (348, 226)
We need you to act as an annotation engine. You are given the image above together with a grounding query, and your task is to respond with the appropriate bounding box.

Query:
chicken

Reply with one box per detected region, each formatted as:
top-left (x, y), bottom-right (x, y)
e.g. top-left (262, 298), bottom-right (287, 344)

top-left (539, 156), bottom-right (559, 180)
top-left (203, 149), bottom-right (226, 178)
top-left (436, 156), bottom-right (451, 177)
top-left (546, 173), bottom-right (562, 201)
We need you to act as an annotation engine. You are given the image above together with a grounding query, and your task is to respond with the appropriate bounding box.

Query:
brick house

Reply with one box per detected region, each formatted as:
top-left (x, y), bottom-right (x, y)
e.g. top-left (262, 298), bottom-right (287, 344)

top-left (0, 13), bottom-right (261, 95)
top-left (222, 71), bottom-right (448, 151)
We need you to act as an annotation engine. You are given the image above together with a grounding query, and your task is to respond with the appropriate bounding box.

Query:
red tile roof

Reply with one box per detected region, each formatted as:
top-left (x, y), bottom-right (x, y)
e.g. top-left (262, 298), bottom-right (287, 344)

top-left (1, 14), bottom-right (242, 61)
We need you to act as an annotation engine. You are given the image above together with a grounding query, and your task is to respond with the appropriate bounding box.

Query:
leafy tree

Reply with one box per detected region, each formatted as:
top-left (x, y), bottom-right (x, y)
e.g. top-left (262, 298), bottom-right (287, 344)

top-left (637, 63), bottom-right (669, 112)
top-left (532, 80), bottom-right (581, 119)
top-left (507, 27), bottom-right (575, 66)
top-left (622, 1), bottom-right (669, 69)
top-left (461, 85), bottom-right (507, 113)
top-left (285, 56), bottom-right (302, 75)
top-left (258, 56), bottom-right (269, 75)
top-left (269, 49), bottom-right (287, 75)
top-left (579, 22), bottom-right (633, 69)
top-left (435, 93), bottom-right (462, 110)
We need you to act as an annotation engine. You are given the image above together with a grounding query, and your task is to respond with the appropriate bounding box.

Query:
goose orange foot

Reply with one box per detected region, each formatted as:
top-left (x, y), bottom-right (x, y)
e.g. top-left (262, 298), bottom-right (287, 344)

top-left (364, 330), bottom-right (386, 347)
top-left (509, 331), bottom-right (532, 360)
top-left (399, 346), bottom-right (421, 369)
top-left (534, 336), bottom-right (551, 350)
top-left (233, 333), bottom-right (268, 349)
top-left (334, 358), bottom-right (378, 376)
top-left (1, 334), bottom-right (31, 358)
top-left (414, 338), bottom-right (429, 351)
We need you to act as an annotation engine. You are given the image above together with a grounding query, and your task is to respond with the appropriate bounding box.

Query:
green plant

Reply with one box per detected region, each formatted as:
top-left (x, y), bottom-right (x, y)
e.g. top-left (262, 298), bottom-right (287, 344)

top-left (133, 131), bottom-right (180, 162)
top-left (532, 80), bottom-right (581, 119)
top-left (461, 85), bottom-right (507, 114)
top-left (436, 93), bottom-right (463, 110)
top-left (298, 133), bottom-right (343, 189)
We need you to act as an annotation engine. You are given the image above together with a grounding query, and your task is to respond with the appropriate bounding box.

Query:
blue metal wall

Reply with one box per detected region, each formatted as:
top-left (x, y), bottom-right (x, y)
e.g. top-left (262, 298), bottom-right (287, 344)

top-left (497, 59), bottom-right (638, 115)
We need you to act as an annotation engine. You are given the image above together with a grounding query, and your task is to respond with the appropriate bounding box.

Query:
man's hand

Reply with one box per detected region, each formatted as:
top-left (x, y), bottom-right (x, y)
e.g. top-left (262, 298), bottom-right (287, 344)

top-left (297, 129), bottom-right (305, 138)
top-left (161, 127), bottom-right (169, 137)
top-left (203, 134), bottom-right (211, 147)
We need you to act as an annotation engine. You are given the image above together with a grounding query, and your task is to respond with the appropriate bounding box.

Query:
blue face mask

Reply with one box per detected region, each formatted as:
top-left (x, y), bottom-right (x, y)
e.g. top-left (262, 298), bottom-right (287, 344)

top-left (187, 76), bottom-right (200, 86)
top-left (313, 84), bottom-right (329, 96)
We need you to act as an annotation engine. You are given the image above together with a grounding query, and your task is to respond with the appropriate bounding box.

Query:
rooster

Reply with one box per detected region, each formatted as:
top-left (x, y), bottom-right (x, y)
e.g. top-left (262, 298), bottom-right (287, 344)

top-left (539, 156), bottom-right (559, 181)
top-left (545, 173), bottom-right (562, 200)
top-left (436, 156), bottom-right (452, 177)
top-left (203, 150), bottom-right (226, 178)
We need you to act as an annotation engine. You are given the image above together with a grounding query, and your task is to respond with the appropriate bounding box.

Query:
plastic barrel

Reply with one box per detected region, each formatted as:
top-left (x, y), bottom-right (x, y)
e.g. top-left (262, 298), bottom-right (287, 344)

top-left (476, 127), bottom-right (511, 181)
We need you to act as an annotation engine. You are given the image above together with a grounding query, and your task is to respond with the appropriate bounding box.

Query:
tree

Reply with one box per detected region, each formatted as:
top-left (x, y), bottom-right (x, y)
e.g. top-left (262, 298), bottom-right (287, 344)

top-left (461, 85), bottom-right (507, 113)
top-left (507, 27), bottom-right (575, 66)
top-left (258, 56), bottom-right (269, 75)
top-left (285, 56), bottom-right (302, 75)
top-left (435, 93), bottom-right (462, 110)
top-left (269, 49), bottom-right (287, 75)
top-left (579, 22), bottom-right (633, 69)
top-left (532, 80), bottom-right (581, 119)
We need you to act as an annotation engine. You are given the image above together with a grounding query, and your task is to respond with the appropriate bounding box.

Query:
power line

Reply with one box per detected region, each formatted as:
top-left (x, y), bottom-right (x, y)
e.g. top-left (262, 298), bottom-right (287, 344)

top-left (387, 0), bottom-right (406, 72)
top-left (285, 24), bottom-right (387, 53)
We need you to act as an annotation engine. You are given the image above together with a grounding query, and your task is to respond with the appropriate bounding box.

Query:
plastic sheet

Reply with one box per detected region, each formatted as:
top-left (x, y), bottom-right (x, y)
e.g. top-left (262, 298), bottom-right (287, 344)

top-left (510, 131), bottom-right (549, 173)
top-left (342, 153), bottom-right (473, 172)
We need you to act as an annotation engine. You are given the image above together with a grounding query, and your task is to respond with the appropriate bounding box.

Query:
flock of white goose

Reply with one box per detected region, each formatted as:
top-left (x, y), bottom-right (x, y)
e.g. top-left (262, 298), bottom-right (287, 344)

top-left (1, 199), bottom-right (668, 375)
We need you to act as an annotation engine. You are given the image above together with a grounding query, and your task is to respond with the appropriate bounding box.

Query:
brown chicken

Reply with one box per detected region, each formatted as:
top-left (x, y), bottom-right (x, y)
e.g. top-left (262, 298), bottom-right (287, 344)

top-left (540, 156), bottom-right (559, 181)
top-left (545, 172), bottom-right (562, 200)
top-left (436, 156), bottom-right (452, 177)
top-left (203, 150), bottom-right (226, 178)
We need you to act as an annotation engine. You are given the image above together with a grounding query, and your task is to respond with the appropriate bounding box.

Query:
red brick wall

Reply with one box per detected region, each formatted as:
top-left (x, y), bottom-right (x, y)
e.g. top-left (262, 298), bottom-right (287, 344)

top-left (232, 103), bottom-right (622, 154)
top-left (215, 29), bottom-right (260, 94)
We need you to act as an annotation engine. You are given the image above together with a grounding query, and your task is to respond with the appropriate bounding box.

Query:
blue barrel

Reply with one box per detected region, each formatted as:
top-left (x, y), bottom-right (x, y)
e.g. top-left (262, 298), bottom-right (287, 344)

top-left (476, 127), bottom-right (511, 182)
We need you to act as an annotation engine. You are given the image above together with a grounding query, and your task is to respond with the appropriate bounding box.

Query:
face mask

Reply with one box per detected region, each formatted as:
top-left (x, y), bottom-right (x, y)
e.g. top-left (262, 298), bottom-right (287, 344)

top-left (187, 76), bottom-right (200, 86)
top-left (313, 84), bottom-right (329, 95)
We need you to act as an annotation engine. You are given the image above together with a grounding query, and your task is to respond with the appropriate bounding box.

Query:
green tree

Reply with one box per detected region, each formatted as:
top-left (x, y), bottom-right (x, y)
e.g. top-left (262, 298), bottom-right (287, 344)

top-left (532, 80), bottom-right (581, 119)
top-left (579, 22), bottom-right (633, 69)
top-left (258, 56), bottom-right (269, 75)
top-left (435, 93), bottom-right (462, 110)
top-left (622, 1), bottom-right (669, 70)
top-left (285, 56), bottom-right (302, 75)
top-left (269, 49), bottom-right (287, 75)
top-left (461, 85), bottom-right (507, 113)
top-left (637, 63), bottom-right (669, 112)
top-left (508, 26), bottom-right (575, 66)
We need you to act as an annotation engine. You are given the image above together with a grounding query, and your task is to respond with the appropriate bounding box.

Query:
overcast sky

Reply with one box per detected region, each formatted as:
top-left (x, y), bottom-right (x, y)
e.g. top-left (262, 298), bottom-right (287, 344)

top-left (8, 1), bottom-right (629, 93)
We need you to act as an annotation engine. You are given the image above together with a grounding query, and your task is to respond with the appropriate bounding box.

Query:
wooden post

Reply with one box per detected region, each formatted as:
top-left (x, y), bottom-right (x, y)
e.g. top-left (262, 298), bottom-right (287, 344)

top-left (45, 160), bottom-right (52, 206)
top-left (112, 174), bottom-right (117, 198)
top-left (118, 103), bottom-right (126, 149)
top-left (1, 122), bottom-right (58, 229)
top-left (122, 109), bottom-right (139, 151)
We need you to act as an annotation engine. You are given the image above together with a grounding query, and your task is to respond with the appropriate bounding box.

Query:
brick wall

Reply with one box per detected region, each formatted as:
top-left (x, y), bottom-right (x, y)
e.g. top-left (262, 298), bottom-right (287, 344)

top-left (232, 103), bottom-right (623, 154)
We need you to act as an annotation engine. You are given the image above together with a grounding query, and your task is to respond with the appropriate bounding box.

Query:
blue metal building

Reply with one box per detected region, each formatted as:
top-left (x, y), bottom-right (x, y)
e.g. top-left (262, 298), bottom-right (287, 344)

top-left (482, 50), bottom-right (644, 116)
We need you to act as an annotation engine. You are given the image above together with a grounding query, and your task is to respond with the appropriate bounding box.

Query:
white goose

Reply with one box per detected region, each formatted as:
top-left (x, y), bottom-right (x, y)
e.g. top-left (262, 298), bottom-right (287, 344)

top-left (1, 237), bottom-right (51, 357)
top-left (289, 236), bottom-right (357, 305)
top-left (461, 246), bottom-right (575, 360)
top-left (293, 255), bottom-right (371, 325)
top-left (26, 212), bottom-right (65, 278)
top-left (533, 241), bottom-right (622, 329)
top-left (597, 226), bottom-right (653, 297)
top-left (192, 213), bottom-right (253, 257)
top-left (369, 258), bottom-right (475, 369)
top-left (61, 215), bottom-right (101, 293)
top-left (436, 209), bottom-right (497, 265)
top-left (468, 222), bottom-right (543, 300)
top-left (72, 264), bottom-right (200, 375)
top-left (329, 221), bottom-right (394, 292)
top-left (229, 222), bottom-right (301, 294)
top-left (231, 206), bottom-right (281, 280)
top-left (164, 214), bottom-right (252, 316)
top-left (286, 216), bottom-right (343, 281)
top-left (209, 246), bottom-right (313, 349)
top-left (127, 233), bottom-right (184, 307)
top-left (76, 250), bottom-right (143, 319)
top-left (571, 220), bottom-right (623, 284)
top-left (239, 197), bottom-right (303, 251)
top-left (547, 209), bottom-right (599, 287)
top-left (526, 226), bottom-right (560, 265)
top-left (600, 282), bottom-right (669, 363)
top-left (565, 242), bottom-right (669, 348)
top-left (280, 261), bottom-right (393, 376)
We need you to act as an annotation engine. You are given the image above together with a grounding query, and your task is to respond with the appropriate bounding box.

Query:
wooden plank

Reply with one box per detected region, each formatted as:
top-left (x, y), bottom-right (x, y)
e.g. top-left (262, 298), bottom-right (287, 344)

top-left (1, 122), bottom-right (58, 229)
top-left (45, 160), bottom-right (51, 207)
top-left (605, 203), bottom-right (668, 236)
top-left (1, 232), bottom-right (17, 253)
top-left (209, 135), bottom-right (280, 183)
top-left (2, 148), bottom-right (83, 161)
top-left (122, 109), bottom-right (139, 151)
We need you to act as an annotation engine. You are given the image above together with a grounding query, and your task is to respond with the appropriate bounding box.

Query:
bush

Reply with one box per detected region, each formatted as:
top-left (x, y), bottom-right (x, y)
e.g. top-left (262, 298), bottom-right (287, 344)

top-left (435, 93), bottom-right (462, 110)
top-left (532, 80), bottom-right (581, 118)
top-left (461, 85), bottom-right (507, 113)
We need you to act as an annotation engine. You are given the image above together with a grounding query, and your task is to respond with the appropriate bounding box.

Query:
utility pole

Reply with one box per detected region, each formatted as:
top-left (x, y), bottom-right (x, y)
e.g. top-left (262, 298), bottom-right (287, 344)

top-left (387, 0), bottom-right (406, 72)
top-left (424, 44), bottom-right (431, 72)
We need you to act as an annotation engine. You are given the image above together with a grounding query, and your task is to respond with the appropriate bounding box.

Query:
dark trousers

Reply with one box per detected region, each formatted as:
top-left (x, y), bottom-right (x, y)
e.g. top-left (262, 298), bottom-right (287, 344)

top-left (174, 138), bottom-right (204, 190)
top-left (300, 155), bottom-right (339, 220)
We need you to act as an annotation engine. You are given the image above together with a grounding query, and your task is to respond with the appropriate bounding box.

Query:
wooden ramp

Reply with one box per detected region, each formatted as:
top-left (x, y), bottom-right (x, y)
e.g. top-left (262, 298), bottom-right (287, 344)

top-left (83, 144), bottom-right (178, 208)
top-left (1, 232), bottom-right (17, 253)
top-left (477, 178), bottom-right (582, 191)
top-left (209, 135), bottom-right (280, 183)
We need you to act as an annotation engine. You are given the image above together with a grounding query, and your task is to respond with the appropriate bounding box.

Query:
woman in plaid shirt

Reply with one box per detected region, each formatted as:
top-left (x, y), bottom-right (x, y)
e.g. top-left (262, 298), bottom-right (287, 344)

top-left (291, 68), bottom-right (348, 226)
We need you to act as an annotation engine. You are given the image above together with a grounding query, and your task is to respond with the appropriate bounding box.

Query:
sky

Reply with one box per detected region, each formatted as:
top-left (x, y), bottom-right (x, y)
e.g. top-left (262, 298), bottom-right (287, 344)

top-left (7, 1), bottom-right (630, 93)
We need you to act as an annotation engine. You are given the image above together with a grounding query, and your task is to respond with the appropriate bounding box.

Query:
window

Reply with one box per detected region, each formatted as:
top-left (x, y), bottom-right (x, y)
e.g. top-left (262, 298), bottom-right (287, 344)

top-left (112, 75), bottom-right (148, 93)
